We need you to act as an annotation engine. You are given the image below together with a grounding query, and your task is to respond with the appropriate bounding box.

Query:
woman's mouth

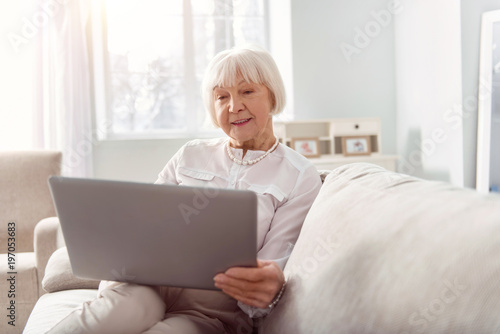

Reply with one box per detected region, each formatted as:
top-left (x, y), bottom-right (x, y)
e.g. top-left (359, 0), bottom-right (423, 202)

top-left (231, 118), bottom-right (251, 127)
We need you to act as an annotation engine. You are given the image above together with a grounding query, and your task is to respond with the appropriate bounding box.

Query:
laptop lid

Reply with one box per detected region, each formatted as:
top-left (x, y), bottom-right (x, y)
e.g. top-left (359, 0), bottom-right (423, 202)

top-left (48, 176), bottom-right (257, 290)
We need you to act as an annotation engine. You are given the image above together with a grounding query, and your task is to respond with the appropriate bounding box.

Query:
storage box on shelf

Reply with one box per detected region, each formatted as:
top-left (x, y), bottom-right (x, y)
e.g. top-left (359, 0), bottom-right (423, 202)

top-left (274, 118), bottom-right (399, 171)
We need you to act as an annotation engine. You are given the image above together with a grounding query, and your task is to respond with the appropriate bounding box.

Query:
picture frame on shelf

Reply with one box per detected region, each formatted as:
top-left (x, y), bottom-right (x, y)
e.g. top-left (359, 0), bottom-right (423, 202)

top-left (341, 136), bottom-right (371, 156)
top-left (291, 137), bottom-right (320, 158)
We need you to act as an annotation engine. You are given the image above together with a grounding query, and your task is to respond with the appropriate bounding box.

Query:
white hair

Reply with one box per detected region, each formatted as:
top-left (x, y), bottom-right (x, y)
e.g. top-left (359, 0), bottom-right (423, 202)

top-left (201, 45), bottom-right (286, 127)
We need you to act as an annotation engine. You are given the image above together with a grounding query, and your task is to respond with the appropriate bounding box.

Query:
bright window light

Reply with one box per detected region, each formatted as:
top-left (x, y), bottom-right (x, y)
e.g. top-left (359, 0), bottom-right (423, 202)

top-left (0, 1), bottom-right (35, 150)
top-left (96, 0), bottom-right (268, 139)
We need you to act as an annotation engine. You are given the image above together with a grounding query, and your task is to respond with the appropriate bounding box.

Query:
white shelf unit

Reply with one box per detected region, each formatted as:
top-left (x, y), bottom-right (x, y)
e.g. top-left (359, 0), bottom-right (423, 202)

top-left (274, 118), bottom-right (399, 171)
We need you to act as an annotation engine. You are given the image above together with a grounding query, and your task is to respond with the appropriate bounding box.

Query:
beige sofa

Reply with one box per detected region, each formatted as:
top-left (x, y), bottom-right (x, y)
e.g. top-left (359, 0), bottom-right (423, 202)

top-left (0, 151), bottom-right (62, 334)
top-left (24, 163), bottom-right (500, 333)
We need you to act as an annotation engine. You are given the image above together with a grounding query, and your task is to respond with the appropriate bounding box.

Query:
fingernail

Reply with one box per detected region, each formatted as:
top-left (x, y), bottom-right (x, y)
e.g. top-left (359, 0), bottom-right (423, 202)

top-left (215, 273), bottom-right (227, 282)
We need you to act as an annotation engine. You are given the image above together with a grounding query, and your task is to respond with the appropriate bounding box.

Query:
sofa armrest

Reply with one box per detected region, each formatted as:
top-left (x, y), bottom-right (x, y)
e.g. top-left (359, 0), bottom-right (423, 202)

top-left (34, 217), bottom-right (65, 296)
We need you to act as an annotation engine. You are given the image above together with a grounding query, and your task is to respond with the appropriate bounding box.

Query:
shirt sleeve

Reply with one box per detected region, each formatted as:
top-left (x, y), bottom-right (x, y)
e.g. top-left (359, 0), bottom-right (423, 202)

top-left (258, 164), bottom-right (322, 268)
top-left (238, 164), bottom-right (322, 318)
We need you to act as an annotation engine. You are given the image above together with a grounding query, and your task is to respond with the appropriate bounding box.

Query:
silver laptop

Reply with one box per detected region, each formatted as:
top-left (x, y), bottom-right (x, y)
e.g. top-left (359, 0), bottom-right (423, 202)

top-left (48, 176), bottom-right (257, 290)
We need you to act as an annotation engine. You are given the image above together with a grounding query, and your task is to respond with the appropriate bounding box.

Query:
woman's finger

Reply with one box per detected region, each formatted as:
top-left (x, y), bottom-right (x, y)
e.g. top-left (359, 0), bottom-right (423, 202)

top-left (224, 260), bottom-right (281, 282)
top-left (215, 282), bottom-right (272, 308)
top-left (224, 266), bottom-right (272, 282)
top-left (215, 278), bottom-right (275, 299)
top-left (214, 273), bottom-right (255, 291)
top-left (214, 260), bottom-right (285, 308)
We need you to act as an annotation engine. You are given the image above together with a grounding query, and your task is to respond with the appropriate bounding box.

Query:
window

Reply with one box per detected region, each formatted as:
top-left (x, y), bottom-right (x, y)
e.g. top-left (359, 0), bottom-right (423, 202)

top-left (93, 0), bottom-right (269, 139)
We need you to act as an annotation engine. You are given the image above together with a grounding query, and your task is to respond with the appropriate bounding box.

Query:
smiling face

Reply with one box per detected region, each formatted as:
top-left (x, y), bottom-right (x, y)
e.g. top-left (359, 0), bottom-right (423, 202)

top-left (214, 78), bottom-right (275, 151)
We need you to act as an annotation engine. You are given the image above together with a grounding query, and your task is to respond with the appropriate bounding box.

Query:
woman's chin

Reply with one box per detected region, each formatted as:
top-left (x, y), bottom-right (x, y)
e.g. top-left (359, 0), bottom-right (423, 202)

top-left (228, 130), bottom-right (258, 144)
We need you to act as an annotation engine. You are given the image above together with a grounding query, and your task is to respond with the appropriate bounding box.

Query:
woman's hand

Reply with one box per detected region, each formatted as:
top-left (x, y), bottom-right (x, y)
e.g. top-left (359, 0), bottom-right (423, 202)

top-left (213, 259), bottom-right (285, 309)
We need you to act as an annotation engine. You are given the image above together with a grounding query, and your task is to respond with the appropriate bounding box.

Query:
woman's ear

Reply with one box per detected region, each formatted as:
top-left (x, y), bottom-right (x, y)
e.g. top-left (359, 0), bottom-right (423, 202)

top-left (269, 92), bottom-right (277, 114)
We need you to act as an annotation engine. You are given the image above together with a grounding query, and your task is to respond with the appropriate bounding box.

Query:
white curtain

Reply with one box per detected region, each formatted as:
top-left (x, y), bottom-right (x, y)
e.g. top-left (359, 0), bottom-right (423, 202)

top-left (34, 0), bottom-right (93, 177)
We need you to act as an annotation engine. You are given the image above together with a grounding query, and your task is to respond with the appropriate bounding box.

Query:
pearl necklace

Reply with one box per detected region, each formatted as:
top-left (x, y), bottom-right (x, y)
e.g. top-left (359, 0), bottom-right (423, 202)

top-left (226, 138), bottom-right (279, 166)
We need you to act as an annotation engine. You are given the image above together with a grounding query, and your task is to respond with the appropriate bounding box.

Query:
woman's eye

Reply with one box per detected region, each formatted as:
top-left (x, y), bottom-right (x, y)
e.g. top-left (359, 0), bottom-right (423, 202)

top-left (217, 95), bottom-right (227, 100)
top-left (244, 90), bottom-right (253, 94)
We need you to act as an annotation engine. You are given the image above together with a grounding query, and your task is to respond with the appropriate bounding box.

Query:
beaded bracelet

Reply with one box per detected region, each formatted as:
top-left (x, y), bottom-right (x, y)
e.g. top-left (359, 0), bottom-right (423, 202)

top-left (268, 281), bottom-right (286, 309)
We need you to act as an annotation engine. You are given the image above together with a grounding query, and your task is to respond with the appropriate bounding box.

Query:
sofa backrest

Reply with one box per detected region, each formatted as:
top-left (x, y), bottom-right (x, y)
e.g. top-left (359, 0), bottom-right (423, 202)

top-left (0, 151), bottom-right (62, 253)
top-left (261, 163), bottom-right (500, 333)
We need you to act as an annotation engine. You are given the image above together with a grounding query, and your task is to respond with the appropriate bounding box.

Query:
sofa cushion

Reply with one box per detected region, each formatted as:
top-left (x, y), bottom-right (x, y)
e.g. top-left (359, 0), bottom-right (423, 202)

top-left (0, 150), bottom-right (62, 253)
top-left (261, 163), bottom-right (500, 333)
top-left (23, 289), bottom-right (97, 334)
top-left (42, 247), bottom-right (100, 293)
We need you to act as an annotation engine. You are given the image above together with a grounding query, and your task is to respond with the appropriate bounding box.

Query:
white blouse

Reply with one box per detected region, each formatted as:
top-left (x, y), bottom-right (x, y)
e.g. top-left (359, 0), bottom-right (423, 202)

top-left (155, 137), bottom-right (322, 317)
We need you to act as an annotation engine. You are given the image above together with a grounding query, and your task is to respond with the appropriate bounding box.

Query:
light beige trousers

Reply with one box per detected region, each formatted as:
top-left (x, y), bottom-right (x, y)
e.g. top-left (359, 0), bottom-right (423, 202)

top-left (46, 282), bottom-right (253, 334)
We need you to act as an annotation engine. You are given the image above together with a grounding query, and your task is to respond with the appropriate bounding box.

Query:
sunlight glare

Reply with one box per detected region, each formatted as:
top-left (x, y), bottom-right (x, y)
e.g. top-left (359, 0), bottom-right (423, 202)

top-left (0, 1), bottom-right (35, 150)
top-left (105, 0), bottom-right (183, 72)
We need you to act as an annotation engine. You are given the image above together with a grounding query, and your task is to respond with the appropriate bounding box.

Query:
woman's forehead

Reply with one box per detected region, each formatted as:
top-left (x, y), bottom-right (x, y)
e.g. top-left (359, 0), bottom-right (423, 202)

top-left (213, 62), bottom-right (264, 87)
top-left (214, 79), bottom-right (261, 90)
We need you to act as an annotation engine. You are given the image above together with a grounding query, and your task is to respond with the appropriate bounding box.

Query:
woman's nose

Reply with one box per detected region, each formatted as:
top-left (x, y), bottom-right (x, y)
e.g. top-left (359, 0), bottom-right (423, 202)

top-left (229, 96), bottom-right (244, 113)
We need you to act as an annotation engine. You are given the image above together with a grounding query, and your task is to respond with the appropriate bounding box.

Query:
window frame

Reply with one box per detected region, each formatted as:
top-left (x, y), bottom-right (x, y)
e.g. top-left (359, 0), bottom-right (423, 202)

top-left (89, 0), bottom-right (271, 141)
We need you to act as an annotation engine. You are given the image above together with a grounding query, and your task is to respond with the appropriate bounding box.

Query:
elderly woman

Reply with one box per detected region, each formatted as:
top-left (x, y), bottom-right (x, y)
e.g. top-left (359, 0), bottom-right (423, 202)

top-left (48, 46), bottom-right (322, 334)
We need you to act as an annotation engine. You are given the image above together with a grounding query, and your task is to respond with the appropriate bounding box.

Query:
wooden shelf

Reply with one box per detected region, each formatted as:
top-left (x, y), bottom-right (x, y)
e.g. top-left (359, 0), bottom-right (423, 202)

top-left (274, 118), bottom-right (399, 171)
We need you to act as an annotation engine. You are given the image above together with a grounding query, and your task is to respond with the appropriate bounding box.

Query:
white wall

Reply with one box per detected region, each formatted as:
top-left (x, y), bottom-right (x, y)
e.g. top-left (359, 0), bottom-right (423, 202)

top-left (394, 0), bottom-right (464, 186)
top-left (93, 138), bottom-right (193, 182)
top-left (290, 0), bottom-right (397, 155)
